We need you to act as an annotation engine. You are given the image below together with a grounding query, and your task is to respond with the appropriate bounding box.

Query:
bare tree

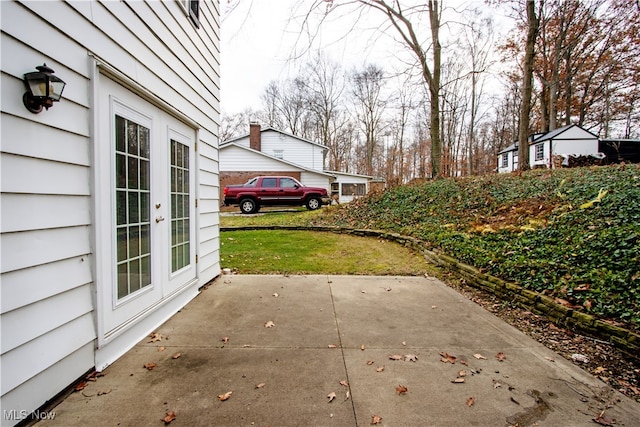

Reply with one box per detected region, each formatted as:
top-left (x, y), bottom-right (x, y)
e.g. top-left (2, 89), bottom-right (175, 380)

top-left (303, 1), bottom-right (444, 177)
top-left (350, 64), bottom-right (388, 176)
top-left (261, 81), bottom-right (285, 129)
top-left (300, 53), bottom-right (346, 170)
top-left (461, 13), bottom-right (493, 175)
top-left (220, 109), bottom-right (259, 141)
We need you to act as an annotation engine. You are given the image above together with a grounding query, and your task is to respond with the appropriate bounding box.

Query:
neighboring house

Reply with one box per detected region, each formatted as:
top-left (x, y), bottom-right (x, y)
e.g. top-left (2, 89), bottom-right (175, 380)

top-left (219, 141), bottom-right (336, 199)
top-left (0, 1), bottom-right (220, 424)
top-left (498, 124), bottom-right (599, 172)
top-left (220, 123), bottom-right (384, 204)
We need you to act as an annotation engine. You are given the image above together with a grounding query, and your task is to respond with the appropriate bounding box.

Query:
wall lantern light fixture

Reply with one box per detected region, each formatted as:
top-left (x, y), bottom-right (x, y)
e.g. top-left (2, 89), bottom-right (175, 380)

top-left (23, 64), bottom-right (66, 114)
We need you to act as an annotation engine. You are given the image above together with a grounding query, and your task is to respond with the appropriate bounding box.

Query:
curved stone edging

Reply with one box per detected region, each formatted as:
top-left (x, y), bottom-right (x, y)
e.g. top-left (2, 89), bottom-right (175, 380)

top-left (221, 225), bottom-right (640, 361)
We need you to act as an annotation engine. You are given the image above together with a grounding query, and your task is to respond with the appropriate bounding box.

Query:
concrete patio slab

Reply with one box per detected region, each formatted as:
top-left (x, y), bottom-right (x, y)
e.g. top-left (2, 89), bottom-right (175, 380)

top-left (36, 275), bottom-right (640, 427)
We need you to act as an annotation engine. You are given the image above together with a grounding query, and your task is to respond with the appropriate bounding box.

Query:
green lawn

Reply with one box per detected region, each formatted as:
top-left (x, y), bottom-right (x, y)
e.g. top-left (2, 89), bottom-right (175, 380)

top-left (220, 229), bottom-right (432, 276)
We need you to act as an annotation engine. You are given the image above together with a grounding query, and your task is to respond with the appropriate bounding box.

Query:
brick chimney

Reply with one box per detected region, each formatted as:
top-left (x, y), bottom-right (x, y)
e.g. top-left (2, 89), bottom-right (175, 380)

top-left (249, 122), bottom-right (261, 151)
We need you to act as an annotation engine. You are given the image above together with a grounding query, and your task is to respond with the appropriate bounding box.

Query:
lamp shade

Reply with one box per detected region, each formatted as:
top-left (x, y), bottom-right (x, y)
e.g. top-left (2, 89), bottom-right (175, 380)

top-left (23, 64), bottom-right (66, 112)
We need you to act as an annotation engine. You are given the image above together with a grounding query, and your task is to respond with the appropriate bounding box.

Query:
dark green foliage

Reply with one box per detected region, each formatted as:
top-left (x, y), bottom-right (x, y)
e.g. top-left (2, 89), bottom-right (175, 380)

top-left (319, 166), bottom-right (640, 327)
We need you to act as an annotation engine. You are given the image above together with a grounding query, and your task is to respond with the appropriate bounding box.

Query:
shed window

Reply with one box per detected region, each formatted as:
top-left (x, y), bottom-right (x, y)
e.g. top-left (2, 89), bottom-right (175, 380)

top-left (501, 153), bottom-right (509, 168)
top-left (535, 143), bottom-right (544, 161)
top-left (273, 149), bottom-right (284, 159)
top-left (341, 183), bottom-right (366, 196)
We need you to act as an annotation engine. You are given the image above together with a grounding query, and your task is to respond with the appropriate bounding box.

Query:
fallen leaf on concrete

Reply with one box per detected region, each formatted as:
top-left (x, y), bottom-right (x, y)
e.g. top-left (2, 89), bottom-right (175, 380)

top-left (344, 390), bottom-right (350, 401)
top-left (157, 346), bottom-right (166, 352)
top-left (440, 352), bottom-right (457, 364)
top-left (402, 341), bottom-right (407, 346)
top-left (272, 292), bottom-right (279, 297)
top-left (367, 360), bottom-right (375, 365)
top-left (328, 344), bottom-right (337, 348)
top-left (327, 392), bottom-right (336, 403)
top-left (493, 380), bottom-right (502, 389)
top-left (431, 305), bottom-right (437, 309)
top-left (371, 415), bottom-right (383, 425)
top-left (544, 356), bottom-right (555, 362)
top-left (473, 353), bottom-right (487, 360)
top-left (389, 354), bottom-right (403, 361)
top-left (143, 362), bottom-right (157, 370)
top-left (172, 353), bottom-right (181, 359)
top-left (593, 411), bottom-right (615, 426)
top-left (264, 320), bottom-right (275, 328)
top-left (339, 380), bottom-right (349, 387)
top-left (218, 391), bottom-right (232, 401)
top-left (458, 370), bottom-right (468, 377)
top-left (466, 397), bottom-right (475, 406)
top-left (221, 336), bottom-right (229, 344)
top-left (97, 389), bottom-right (111, 396)
top-left (452, 377), bottom-right (465, 383)
top-left (496, 352), bottom-right (506, 362)
top-left (162, 411), bottom-right (176, 424)
top-left (81, 391), bottom-right (95, 397)
top-left (460, 359), bottom-right (469, 366)
top-left (404, 354), bottom-right (418, 362)
top-left (361, 344), bottom-right (366, 351)
top-left (376, 366), bottom-right (385, 372)
top-left (85, 371), bottom-right (105, 381)
top-left (148, 332), bottom-right (163, 343)
top-left (75, 381), bottom-right (87, 391)
top-left (255, 383), bottom-right (266, 389)
top-left (396, 385), bottom-right (408, 395)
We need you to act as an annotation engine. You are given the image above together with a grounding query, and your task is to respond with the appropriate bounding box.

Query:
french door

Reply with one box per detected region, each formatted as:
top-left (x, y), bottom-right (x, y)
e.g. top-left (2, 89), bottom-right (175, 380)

top-left (97, 77), bottom-right (196, 341)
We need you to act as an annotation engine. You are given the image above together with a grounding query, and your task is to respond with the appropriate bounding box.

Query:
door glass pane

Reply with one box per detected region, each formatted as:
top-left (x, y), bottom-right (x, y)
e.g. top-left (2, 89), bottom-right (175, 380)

top-left (170, 139), bottom-right (190, 272)
top-left (115, 115), bottom-right (151, 299)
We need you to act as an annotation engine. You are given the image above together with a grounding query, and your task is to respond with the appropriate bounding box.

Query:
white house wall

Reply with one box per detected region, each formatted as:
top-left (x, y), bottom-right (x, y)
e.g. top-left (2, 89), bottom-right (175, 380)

top-left (497, 152), bottom-right (517, 173)
top-left (220, 145), bottom-right (302, 172)
top-left (260, 131), bottom-right (325, 171)
top-left (0, 1), bottom-right (220, 424)
top-left (299, 171), bottom-right (332, 192)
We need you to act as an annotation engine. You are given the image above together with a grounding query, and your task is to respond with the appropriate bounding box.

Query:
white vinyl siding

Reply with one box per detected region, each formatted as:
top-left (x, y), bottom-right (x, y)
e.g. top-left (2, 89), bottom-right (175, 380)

top-left (260, 131), bottom-right (325, 170)
top-left (226, 130), bottom-right (327, 171)
top-left (0, 0), bottom-right (220, 423)
top-left (299, 171), bottom-right (332, 191)
top-left (222, 145), bottom-right (306, 171)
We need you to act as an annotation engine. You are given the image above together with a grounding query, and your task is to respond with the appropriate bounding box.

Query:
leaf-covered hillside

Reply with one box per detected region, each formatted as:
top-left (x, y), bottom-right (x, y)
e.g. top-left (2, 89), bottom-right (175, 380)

top-left (318, 165), bottom-right (640, 327)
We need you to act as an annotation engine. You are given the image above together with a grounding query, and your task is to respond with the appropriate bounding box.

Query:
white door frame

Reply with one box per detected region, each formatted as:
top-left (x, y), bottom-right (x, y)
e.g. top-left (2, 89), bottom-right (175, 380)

top-left (92, 65), bottom-right (200, 369)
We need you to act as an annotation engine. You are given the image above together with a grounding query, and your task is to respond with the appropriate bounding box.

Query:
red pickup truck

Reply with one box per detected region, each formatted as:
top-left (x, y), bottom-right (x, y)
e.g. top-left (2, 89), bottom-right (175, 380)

top-left (223, 176), bottom-right (331, 214)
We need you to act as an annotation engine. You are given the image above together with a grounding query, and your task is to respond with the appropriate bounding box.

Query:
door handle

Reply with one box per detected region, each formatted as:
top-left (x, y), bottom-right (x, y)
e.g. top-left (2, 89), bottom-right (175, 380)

top-left (155, 216), bottom-right (165, 223)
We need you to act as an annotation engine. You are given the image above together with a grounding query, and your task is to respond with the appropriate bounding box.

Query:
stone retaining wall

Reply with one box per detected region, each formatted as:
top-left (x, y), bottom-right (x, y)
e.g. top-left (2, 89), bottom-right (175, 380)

top-left (221, 225), bottom-right (639, 362)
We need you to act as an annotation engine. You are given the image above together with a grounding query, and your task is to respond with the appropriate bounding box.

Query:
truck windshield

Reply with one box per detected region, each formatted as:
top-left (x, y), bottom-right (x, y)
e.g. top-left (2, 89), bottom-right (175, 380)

top-left (245, 177), bottom-right (258, 187)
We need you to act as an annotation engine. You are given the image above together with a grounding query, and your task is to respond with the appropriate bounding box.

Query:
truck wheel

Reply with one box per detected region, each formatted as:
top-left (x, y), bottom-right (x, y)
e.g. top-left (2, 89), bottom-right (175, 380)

top-left (306, 197), bottom-right (321, 210)
top-left (240, 198), bottom-right (258, 214)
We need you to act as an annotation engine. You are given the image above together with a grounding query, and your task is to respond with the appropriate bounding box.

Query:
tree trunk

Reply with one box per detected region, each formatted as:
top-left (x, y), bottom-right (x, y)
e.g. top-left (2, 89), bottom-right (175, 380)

top-left (518, 0), bottom-right (539, 171)
top-left (429, 0), bottom-right (442, 178)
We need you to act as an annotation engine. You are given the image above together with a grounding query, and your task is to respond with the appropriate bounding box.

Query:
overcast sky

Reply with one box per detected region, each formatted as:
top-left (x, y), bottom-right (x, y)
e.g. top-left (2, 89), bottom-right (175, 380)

top-left (219, 1), bottom-right (514, 115)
